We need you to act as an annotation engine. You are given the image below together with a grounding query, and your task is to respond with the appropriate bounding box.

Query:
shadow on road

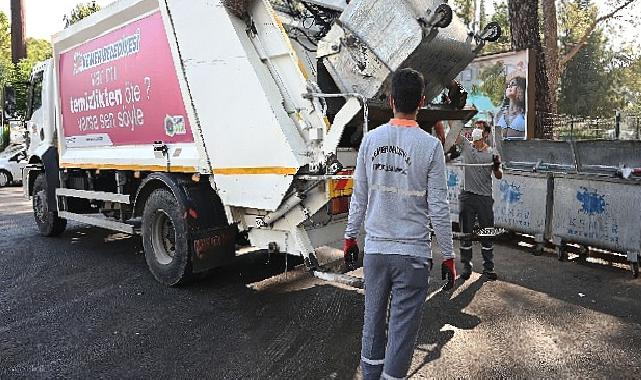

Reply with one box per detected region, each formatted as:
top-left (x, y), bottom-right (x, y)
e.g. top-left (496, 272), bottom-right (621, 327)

top-left (407, 277), bottom-right (484, 377)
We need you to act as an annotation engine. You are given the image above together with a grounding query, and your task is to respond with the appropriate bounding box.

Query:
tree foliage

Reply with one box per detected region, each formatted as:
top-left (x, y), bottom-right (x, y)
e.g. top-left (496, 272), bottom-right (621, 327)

top-left (557, 0), bottom-right (640, 117)
top-left (0, 10), bottom-right (52, 118)
top-left (63, 1), bottom-right (101, 28)
top-left (472, 62), bottom-right (507, 106)
top-left (453, 0), bottom-right (475, 27)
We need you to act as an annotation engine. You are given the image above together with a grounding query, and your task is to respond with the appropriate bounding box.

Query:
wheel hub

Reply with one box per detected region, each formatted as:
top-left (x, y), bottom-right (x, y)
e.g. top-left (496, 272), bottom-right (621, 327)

top-left (151, 210), bottom-right (177, 265)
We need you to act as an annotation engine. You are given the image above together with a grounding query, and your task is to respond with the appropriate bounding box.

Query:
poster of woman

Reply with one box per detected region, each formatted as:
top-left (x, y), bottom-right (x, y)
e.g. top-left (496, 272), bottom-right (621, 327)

top-left (496, 74), bottom-right (527, 139)
top-left (457, 50), bottom-right (533, 142)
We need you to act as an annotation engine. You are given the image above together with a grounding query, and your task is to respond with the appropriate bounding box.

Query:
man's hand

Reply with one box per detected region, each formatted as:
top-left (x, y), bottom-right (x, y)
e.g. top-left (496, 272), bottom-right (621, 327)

top-left (343, 238), bottom-right (359, 271)
top-left (492, 154), bottom-right (501, 171)
top-left (441, 258), bottom-right (457, 290)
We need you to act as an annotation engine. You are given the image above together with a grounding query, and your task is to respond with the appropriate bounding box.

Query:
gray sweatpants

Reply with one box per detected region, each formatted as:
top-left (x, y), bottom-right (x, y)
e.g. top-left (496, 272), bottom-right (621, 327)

top-left (459, 191), bottom-right (494, 271)
top-left (361, 253), bottom-right (431, 380)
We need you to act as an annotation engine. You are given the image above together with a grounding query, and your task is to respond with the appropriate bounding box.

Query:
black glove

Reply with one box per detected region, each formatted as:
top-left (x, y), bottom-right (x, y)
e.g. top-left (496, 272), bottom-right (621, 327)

top-left (492, 155), bottom-right (501, 171)
top-left (441, 258), bottom-right (456, 290)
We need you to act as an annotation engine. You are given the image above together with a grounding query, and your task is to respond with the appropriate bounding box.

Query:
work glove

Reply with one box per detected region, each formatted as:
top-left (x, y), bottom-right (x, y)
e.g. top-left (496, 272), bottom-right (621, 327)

top-left (343, 238), bottom-right (359, 271)
top-left (441, 258), bottom-right (457, 290)
top-left (492, 154), bottom-right (501, 171)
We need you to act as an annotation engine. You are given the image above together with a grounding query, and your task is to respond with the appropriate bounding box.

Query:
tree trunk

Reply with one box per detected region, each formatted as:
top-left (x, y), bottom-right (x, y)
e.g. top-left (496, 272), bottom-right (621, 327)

top-left (10, 0), bottom-right (26, 64)
top-left (542, 0), bottom-right (559, 115)
top-left (508, 0), bottom-right (551, 138)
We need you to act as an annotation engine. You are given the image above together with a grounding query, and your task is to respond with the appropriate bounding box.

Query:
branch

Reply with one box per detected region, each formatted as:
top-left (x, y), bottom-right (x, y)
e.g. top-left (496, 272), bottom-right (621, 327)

top-left (559, 0), bottom-right (637, 67)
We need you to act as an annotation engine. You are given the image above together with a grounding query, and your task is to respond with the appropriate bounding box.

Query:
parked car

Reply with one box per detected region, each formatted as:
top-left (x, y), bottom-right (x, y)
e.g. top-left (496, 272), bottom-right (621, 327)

top-left (0, 144), bottom-right (26, 187)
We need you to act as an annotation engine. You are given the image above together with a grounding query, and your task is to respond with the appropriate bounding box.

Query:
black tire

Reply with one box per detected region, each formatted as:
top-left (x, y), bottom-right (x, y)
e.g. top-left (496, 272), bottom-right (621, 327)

top-left (433, 3), bottom-right (453, 28)
top-left (0, 170), bottom-right (11, 187)
top-left (142, 188), bottom-right (192, 286)
top-left (632, 261), bottom-right (639, 279)
top-left (481, 21), bottom-right (502, 42)
top-left (32, 173), bottom-right (67, 237)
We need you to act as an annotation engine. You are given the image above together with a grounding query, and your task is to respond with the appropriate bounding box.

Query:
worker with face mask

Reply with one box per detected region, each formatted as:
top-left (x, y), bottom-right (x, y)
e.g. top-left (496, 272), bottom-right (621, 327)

top-left (456, 126), bottom-right (503, 281)
top-left (344, 68), bottom-right (455, 380)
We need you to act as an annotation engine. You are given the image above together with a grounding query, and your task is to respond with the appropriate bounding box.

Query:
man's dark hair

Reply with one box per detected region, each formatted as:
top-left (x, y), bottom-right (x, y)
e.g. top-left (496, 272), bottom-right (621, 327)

top-left (391, 68), bottom-right (425, 114)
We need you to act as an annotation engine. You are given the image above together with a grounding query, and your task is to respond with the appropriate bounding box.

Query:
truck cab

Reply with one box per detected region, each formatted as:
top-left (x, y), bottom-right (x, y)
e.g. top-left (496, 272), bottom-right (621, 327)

top-left (22, 60), bottom-right (58, 194)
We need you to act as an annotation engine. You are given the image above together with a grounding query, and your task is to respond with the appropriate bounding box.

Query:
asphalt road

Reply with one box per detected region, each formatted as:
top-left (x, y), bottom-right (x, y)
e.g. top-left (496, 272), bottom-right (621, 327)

top-left (1, 185), bottom-right (641, 379)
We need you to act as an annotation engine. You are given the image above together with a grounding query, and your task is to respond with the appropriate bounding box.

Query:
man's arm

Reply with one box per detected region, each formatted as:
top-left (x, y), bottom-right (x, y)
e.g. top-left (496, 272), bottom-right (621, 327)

top-left (434, 120), bottom-right (446, 146)
top-left (493, 154), bottom-right (503, 180)
top-left (427, 143), bottom-right (455, 260)
top-left (344, 138), bottom-right (369, 239)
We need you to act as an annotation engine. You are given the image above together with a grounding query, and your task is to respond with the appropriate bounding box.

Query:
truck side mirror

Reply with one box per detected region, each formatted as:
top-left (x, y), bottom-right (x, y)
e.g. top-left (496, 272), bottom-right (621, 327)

top-left (3, 86), bottom-right (16, 119)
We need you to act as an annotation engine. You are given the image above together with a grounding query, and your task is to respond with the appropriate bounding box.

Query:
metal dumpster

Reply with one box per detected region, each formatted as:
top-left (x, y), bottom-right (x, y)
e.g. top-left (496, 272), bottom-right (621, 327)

top-left (551, 174), bottom-right (641, 267)
top-left (492, 171), bottom-right (552, 244)
top-left (574, 140), bottom-right (641, 175)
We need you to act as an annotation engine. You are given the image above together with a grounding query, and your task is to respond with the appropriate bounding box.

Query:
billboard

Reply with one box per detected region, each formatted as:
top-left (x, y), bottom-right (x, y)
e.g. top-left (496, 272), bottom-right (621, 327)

top-left (457, 49), bottom-right (534, 141)
top-left (58, 11), bottom-right (193, 148)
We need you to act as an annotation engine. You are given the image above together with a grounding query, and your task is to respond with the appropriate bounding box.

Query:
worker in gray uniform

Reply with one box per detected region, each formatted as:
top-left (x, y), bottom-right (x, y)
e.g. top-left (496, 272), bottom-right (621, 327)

top-left (456, 127), bottom-right (502, 281)
top-left (344, 68), bottom-right (456, 380)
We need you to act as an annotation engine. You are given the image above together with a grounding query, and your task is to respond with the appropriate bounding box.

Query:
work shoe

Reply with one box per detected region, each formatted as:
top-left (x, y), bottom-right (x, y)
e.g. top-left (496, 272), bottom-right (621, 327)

top-left (482, 270), bottom-right (498, 281)
top-left (459, 267), bottom-right (472, 281)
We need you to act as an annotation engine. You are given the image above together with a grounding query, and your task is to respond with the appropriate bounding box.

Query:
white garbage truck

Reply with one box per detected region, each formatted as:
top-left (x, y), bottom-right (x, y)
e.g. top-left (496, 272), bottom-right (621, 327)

top-left (18, 0), bottom-right (499, 285)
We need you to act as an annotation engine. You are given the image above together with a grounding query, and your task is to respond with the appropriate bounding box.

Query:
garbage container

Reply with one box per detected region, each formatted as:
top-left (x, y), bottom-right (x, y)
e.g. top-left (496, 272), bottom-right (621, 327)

top-left (493, 170), bottom-right (552, 245)
top-left (551, 173), bottom-right (641, 276)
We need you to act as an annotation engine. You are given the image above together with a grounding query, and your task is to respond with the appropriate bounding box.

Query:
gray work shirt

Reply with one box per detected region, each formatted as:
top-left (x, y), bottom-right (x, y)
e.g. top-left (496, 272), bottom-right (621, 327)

top-left (460, 138), bottom-right (494, 197)
top-left (344, 121), bottom-right (454, 260)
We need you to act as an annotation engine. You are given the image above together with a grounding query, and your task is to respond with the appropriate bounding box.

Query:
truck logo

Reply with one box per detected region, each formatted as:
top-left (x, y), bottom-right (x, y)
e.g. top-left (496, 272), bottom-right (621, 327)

top-left (164, 115), bottom-right (186, 137)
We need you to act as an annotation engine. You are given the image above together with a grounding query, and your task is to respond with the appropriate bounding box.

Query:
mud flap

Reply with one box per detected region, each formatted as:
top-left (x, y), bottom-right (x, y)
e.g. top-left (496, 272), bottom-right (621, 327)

top-left (190, 224), bottom-right (237, 273)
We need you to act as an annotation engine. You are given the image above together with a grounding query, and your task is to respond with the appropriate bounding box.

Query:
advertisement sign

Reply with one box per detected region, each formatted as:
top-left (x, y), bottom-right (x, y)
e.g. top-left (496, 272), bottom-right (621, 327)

top-left (59, 11), bottom-right (193, 147)
top-left (457, 50), bottom-right (533, 141)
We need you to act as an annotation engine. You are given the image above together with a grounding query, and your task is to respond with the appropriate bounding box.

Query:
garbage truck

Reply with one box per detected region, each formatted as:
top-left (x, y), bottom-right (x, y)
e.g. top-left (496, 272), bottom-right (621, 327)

top-left (18, 0), bottom-right (499, 285)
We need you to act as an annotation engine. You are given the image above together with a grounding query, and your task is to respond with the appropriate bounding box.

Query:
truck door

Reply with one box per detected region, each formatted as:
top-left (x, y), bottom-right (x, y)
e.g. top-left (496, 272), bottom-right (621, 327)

top-left (26, 70), bottom-right (44, 154)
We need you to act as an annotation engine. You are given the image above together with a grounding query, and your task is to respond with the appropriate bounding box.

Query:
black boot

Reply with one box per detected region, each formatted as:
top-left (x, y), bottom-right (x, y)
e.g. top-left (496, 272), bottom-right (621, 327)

top-left (460, 261), bottom-right (472, 281)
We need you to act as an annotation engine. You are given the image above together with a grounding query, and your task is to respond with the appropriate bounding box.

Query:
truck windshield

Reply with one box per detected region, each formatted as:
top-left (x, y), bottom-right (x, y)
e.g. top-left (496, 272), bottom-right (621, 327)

top-left (27, 71), bottom-right (44, 120)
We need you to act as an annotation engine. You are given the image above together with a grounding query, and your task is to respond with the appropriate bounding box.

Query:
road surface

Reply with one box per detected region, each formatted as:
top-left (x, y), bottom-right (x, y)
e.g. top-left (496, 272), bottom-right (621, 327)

top-left (1, 186), bottom-right (640, 378)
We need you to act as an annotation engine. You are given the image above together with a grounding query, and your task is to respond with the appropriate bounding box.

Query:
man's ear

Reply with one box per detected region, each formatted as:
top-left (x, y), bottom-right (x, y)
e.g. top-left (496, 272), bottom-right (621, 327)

top-left (388, 95), bottom-right (395, 112)
top-left (418, 96), bottom-right (426, 108)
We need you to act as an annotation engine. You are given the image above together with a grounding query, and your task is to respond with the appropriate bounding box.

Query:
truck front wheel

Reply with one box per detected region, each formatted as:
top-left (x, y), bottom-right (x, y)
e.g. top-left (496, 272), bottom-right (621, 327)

top-left (32, 173), bottom-right (67, 237)
top-left (142, 188), bottom-right (193, 286)
top-left (0, 170), bottom-right (11, 187)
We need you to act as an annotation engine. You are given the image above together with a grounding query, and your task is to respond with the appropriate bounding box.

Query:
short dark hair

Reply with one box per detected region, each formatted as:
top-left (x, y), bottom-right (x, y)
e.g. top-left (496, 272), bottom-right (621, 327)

top-left (391, 68), bottom-right (425, 114)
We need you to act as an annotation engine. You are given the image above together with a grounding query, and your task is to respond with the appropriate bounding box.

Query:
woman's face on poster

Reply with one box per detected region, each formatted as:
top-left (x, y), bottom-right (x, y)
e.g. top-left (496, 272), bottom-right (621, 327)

top-left (505, 79), bottom-right (525, 102)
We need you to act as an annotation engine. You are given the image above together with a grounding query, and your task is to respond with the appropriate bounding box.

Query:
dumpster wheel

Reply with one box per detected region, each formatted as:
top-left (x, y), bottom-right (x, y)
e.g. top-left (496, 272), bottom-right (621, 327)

top-left (556, 245), bottom-right (568, 262)
top-left (577, 246), bottom-right (589, 263)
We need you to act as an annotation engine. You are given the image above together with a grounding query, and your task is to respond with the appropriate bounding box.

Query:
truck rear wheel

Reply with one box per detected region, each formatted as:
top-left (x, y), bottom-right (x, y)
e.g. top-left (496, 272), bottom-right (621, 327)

top-left (142, 188), bottom-right (193, 286)
top-left (32, 173), bottom-right (67, 237)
